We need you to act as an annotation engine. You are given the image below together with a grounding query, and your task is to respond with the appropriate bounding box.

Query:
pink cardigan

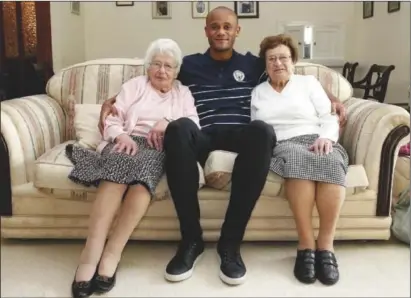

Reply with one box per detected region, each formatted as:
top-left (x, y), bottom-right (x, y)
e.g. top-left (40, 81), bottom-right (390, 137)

top-left (96, 75), bottom-right (200, 152)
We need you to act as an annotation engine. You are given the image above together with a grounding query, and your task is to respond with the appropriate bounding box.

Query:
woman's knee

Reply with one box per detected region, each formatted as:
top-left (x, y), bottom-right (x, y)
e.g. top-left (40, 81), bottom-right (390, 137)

top-left (285, 179), bottom-right (316, 196)
top-left (316, 182), bottom-right (345, 197)
top-left (98, 181), bottom-right (128, 194)
top-left (123, 184), bottom-right (151, 204)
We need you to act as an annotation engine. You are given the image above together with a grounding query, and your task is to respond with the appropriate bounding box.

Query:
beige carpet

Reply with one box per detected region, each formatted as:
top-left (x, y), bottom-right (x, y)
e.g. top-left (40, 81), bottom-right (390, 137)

top-left (1, 238), bottom-right (409, 297)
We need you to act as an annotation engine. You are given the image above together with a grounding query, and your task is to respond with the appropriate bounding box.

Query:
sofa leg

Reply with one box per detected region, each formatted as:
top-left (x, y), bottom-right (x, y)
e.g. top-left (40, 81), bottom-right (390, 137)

top-left (376, 125), bottom-right (410, 217)
top-left (0, 132), bottom-right (12, 216)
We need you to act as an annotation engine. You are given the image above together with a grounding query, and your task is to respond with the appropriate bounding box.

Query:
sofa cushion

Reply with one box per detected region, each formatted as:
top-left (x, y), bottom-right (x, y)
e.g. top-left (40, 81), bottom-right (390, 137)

top-left (74, 104), bottom-right (102, 150)
top-left (33, 141), bottom-right (205, 201)
top-left (204, 150), bottom-right (369, 196)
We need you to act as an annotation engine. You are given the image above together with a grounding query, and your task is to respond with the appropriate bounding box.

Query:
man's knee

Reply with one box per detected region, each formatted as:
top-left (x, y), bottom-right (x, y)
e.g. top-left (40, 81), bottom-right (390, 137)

top-left (248, 120), bottom-right (277, 145)
top-left (164, 117), bottom-right (198, 146)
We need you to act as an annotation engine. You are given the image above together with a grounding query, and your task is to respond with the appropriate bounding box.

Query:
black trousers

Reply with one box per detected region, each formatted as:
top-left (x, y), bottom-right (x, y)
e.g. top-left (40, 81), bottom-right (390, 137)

top-left (164, 118), bottom-right (276, 245)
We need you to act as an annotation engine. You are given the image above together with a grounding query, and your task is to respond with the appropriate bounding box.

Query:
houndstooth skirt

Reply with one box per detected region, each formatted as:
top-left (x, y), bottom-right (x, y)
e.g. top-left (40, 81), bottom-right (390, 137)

top-left (65, 136), bottom-right (165, 196)
top-left (269, 134), bottom-right (349, 186)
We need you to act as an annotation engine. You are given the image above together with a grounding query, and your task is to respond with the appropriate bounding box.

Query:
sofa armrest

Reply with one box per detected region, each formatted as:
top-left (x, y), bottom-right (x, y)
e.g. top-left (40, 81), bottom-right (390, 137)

top-left (1, 94), bottom-right (66, 187)
top-left (341, 98), bottom-right (410, 216)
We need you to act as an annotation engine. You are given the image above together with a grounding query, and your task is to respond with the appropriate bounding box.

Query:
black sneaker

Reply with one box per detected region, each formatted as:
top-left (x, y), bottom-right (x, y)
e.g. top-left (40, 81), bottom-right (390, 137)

top-left (164, 240), bottom-right (204, 282)
top-left (217, 244), bottom-right (247, 285)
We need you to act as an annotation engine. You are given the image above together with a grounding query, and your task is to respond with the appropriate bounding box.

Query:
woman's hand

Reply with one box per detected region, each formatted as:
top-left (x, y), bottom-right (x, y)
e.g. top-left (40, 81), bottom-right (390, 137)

top-left (147, 119), bottom-right (169, 151)
top-left (112, 134), bottom-right (138, 155)
top-left (309, 137), bottom-right (333, 155)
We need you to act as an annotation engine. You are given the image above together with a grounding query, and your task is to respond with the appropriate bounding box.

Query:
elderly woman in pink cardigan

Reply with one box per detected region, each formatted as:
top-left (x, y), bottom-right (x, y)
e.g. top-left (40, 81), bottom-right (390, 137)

top-left (66, 38), bottom-right (199, 298)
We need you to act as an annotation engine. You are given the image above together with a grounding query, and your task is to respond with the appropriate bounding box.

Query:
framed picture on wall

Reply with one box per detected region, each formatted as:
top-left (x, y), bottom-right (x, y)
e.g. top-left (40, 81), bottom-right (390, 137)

top-left (152, 1), bottom-right (171, 19)
top-left (116, 1), bottom-right (134, 7)
top-left (192, 1), bottom-right (209, 18)
top-left (363, 1), bottom-right (373, 19)
top-left (71, 1), bottom-right (80, 15)
top-left (234, 1), bottom-right (259, 19)
top-left (388, 1), bottom-right (400, 13)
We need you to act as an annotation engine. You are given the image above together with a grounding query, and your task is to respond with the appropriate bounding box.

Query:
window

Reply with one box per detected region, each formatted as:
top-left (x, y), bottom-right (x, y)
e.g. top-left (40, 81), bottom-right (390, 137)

top-left (303, 26), bottom-right (313, 59)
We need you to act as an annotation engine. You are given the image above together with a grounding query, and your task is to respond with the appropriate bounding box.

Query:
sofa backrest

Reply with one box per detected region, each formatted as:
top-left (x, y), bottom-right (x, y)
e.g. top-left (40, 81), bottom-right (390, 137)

top-left (294, 62), bottom-right (353, 103)
top-left (46, 58), bottom-right (352, 141)
top-left (46, 58), bottom-right (145, 140)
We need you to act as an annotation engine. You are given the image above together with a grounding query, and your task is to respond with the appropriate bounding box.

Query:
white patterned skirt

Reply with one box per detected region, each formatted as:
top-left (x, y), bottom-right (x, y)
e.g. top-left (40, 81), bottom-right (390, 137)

top-left (269, 134), bottom-right (349, 186)
top-left (65, 136), bottom-right (165, 196)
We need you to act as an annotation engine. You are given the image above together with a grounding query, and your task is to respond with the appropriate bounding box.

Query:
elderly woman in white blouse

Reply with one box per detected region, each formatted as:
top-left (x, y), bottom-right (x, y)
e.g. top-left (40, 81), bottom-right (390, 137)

top-left (251, 34), bottom-right (349, 286)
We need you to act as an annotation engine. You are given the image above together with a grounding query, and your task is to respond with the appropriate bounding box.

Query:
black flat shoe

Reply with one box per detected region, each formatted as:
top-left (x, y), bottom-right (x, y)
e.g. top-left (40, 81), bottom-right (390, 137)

top-left (315, 250), bottom-right (339, 285)
top-left (71, 268), bottom-right (97, 298)
top-left (94, 267), bottom-right (118, 294)
top-left (293, 249), bottom-right (316, 284)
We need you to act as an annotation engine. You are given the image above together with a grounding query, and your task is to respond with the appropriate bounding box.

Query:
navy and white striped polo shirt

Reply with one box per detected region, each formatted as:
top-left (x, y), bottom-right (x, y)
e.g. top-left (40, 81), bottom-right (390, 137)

top-left (177, 49), bottom-right (265, 132)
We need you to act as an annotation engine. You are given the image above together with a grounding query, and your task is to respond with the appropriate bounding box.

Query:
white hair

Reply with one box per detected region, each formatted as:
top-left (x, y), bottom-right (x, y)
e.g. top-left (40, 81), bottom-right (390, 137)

top-left (144, 38), bottom-right (183, 74)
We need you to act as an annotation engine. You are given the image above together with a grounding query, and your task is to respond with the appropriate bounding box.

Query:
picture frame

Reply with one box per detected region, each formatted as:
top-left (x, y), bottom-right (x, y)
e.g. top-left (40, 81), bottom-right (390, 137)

top-left (234, 1), bottom-right (259, 19)
top-left (363, 1), bottom-right (374, 19)
top-left (192, 1), bottom-right (209, 19)
top-left (388, 1), bottom-right (400, 13)
top-left (70, 1), bottom-right (80, 15)
top-left (152, 1), bottom-right (171, 19)
top-left (115, 1), bottom-right (134, 7)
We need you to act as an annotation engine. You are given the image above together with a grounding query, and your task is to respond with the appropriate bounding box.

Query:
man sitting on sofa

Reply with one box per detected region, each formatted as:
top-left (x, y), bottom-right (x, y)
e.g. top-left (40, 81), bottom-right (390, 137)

top-left (98, 6), bottom-right (347, 286)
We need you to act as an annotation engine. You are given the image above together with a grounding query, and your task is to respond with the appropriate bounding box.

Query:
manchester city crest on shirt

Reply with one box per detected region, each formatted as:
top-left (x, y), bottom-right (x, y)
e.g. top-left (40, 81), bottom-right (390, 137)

top-left (233, 70), bottom-right (245, 82)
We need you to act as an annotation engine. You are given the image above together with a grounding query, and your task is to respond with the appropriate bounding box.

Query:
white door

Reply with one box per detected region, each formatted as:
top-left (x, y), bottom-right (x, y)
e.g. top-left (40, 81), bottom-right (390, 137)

top-left (284, 25), bottom-right (305, 59)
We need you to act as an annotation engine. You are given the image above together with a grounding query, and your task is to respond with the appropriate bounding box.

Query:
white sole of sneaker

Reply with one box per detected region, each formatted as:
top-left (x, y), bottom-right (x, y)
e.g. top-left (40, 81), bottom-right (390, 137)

top-left (164, 252), bottom-right (203, 282)
top-left (217, 252), bottom-right (247, 286)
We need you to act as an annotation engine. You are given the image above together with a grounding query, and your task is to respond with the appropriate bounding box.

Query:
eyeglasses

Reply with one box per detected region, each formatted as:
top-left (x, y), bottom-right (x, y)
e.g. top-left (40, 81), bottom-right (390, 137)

top-left (149, 61), bottom-right (176, 72)
top-left (267, 56), bottom-right (291, 64)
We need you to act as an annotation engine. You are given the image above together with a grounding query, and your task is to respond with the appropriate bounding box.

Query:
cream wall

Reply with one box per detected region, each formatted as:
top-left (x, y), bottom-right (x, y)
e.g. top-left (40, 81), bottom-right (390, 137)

top-left (50, 2), bottom-right (85, 72)
top-left (348, 1), bottom-right (410, 104)
top-left (49, 2), bottom-right (409, 105)
top-left (50, 1), bottom-right (356, 69)
top-left (82, 1), bottom-right (355, 60)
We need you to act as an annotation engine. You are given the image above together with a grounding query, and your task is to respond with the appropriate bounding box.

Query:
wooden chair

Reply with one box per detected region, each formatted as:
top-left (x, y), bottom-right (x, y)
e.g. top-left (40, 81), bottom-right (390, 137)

top-left (342, 62), bottom-right (359, 84)
top-left (352, 64), bottom-right (395, 103)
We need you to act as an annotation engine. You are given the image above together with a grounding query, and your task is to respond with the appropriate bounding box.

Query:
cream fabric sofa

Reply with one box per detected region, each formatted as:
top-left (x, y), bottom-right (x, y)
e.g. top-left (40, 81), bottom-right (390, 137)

top-left (393, 156), bottom-right (410, 201)
top-left (1, 58), bottom-right (410, 241)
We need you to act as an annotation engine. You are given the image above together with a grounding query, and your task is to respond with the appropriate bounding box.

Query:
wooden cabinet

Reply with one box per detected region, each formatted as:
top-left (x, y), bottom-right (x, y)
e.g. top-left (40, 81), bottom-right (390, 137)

top-left (0, 1), bottom-right (53, 100)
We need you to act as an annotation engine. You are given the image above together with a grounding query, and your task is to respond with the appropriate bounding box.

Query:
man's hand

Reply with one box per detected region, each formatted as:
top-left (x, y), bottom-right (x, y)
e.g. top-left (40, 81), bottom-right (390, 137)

top-left (147, 119), bottom-right (169, 151)
top-left (324, 88), bottom-right (347, 129)
top-left (98, 97), bottom-right (118, 134)
top-left (331, 101), bottom-right (347, 129)
top-left (112, 134), bottom-right (138, 155)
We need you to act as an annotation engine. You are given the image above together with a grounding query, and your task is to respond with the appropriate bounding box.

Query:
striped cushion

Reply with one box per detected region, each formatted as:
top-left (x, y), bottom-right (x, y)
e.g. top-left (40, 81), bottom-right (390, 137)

top-left (46, 58), bottom-right (145, 141)
top-left (294, 62), bottom-right (352, 102)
